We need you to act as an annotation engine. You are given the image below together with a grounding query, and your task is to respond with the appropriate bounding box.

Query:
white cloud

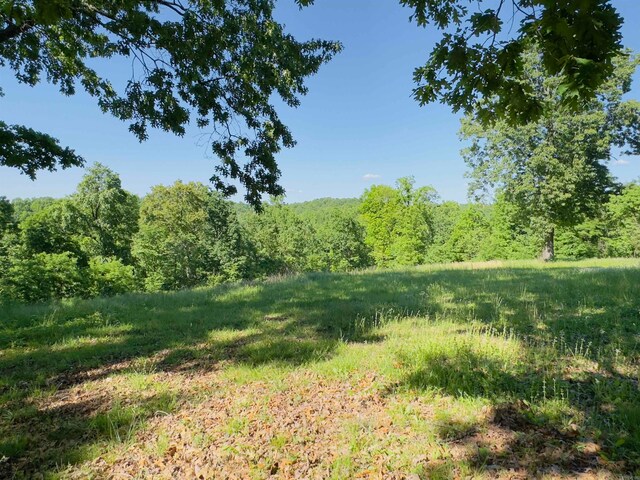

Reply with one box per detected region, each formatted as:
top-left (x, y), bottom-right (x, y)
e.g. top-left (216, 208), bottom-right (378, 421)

top-left (363, 173), bottom-right (382, 180)
top-left (614, 158), bottom-right (631, 165)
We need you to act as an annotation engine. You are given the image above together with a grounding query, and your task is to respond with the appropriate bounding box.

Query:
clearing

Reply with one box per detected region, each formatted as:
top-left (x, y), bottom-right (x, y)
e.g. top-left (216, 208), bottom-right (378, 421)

top-left (1, 259), bottom-right (639, 479)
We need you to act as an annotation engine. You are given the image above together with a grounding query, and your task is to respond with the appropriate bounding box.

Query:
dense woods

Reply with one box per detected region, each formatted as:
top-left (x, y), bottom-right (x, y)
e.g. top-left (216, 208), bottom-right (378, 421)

top-left (1, 163), bottom-right (639, 303)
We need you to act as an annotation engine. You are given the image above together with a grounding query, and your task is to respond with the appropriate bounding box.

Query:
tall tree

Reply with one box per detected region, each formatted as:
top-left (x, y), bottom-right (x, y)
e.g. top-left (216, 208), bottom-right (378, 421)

top-left (461, 47), bottom-right (640, 260)
top-left (359, 177), bottom-right (435, 267)
top-left (73, 163), bottom-right (139, 262)
top-left (133, 181), bottom-right (249, 290)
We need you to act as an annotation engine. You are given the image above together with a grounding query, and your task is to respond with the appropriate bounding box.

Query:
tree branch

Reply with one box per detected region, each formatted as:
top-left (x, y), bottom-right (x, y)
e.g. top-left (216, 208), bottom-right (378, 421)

top-left (0, 20), bottom-right (33, 44)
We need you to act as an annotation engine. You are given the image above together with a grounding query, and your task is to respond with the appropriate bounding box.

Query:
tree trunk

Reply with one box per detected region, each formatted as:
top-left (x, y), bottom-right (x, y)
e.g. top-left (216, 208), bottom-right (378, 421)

top-left (541, 227), bottom-right (554, 261)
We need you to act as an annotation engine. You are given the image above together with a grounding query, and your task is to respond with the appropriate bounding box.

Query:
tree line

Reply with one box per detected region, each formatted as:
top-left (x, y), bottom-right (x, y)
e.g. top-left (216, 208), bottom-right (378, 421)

top-left (1, 164), bottom-right (638, 303)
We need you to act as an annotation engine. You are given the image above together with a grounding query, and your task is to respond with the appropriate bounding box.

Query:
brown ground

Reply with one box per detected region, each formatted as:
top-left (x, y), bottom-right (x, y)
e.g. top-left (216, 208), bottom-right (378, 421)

top-left (5, 363), bottom-right (623, 480)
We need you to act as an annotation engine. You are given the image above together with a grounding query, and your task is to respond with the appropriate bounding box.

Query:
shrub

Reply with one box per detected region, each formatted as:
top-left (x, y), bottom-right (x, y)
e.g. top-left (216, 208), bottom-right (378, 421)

top-left (1, 252), bottom-right (84, 303)
top-left (87, 257), bottom-right (137, 297)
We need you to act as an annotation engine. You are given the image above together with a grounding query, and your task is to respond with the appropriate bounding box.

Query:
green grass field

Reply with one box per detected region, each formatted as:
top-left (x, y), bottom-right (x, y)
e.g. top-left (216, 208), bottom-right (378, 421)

top-left (1, 259), bottom-right (639, 479)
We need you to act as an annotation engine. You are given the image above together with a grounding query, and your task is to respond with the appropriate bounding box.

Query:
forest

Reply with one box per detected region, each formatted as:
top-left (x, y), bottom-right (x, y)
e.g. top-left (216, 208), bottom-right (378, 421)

top-left (1, 163), bottom-right (639, 303)
top-left (3, 39), bottom-right (640, 304)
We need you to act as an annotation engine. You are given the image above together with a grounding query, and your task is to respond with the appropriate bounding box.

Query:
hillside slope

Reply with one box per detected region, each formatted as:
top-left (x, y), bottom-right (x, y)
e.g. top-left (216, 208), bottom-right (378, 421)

top-left (1, 259), bottom-right (639, 478)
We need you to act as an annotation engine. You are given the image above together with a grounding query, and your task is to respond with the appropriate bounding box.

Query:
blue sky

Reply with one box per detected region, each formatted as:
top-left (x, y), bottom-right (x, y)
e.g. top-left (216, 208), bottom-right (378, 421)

top-left (1, 0), bottom-right (639, 203)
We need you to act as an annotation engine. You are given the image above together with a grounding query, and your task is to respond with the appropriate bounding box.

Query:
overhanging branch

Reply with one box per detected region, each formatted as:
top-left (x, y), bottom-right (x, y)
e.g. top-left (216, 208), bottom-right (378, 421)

top-left (0, 20), bottom-right (33, 44)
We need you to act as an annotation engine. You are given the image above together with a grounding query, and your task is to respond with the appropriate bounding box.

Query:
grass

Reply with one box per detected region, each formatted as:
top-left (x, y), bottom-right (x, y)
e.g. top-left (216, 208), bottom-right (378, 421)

top-left (0, 258), bottom-right (639, 478)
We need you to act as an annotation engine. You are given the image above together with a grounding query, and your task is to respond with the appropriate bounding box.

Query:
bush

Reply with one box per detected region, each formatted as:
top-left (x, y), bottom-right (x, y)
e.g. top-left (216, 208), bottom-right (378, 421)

top-left (555, 223), bottom-right (603, 260)
top-left (87, 257), bottom-right (137, 297)
top-left (0, 252), bottom-right (84, 303)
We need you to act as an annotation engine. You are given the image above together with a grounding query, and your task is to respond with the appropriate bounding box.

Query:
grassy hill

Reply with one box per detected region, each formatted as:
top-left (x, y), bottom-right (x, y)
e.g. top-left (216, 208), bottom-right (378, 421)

top-left (1, 259), bottom-right (639, 478)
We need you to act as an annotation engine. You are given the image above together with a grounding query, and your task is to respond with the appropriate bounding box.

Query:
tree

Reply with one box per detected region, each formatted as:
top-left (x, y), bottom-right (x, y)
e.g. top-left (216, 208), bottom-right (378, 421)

top-left (133, 181), bottom-right (250, 290)
top-left (10, 197), bottom-right (57, 222)
top-left (480, 195), bottom-right (537, 260)
top-left (555, 218), bottom-right (606, 260)
top-left (73, 163), bottom-right (139, 263)
top-left (242, 199), bottom-right (322, 274)
top-left (424, 201), bottom-right (463, 263)
top-left (0, 196), bottom-right (16, 278)
top-left (404, 0), bottom-right (625, 124)
top-left (290, 198), bottom-right (361, 223)
top-left (0, 196), bottom-right (14, 237)
top-left (3, 167), bottom-right (142, 302)
top-left (461, 47), bottom-right (640, 260)
top-left (19, 199), bottom-right (86, 262)
top-left (606, 183), bottom-right (640, 257)
top-left (316, 210), bottom-right (372, 272)
top-left (0, 121), bottom-right (83, 179)
top-left (392, 177), bottom-right (436, 265)
top-left (0, 0), bottom-right (340, 205)
top-left (3, 197), bottom-right (91, 303)
top-left (358, 184), bottom-right (400, 267)
top-left (1, 1), bottom-right (629, 204)
top-left (441, 204), bottom-right (491, 262)
top-left (359, 177), bottom-right (435, 267)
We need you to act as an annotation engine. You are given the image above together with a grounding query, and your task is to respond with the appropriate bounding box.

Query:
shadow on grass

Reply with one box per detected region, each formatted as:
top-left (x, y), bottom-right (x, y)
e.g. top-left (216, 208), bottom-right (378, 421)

top-left (0, 264), bottom-right (639, 476)
top-left (389, 342), bottom-right (640, 476)
top-left (0, 389), bottom-right (181, 477)
top-left (419, 403), bottom-right (606, 478)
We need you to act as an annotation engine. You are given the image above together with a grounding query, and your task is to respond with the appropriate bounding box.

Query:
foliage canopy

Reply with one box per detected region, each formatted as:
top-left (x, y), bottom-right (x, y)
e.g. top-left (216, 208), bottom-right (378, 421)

top-left (1, 0), bottom-right (630, 203)
top-left (404, 0), bottom-right (625, 124)
top-left (461, 47), bottom-right (640, 258)
top-left (0, 0), bottom-right (340, 205)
